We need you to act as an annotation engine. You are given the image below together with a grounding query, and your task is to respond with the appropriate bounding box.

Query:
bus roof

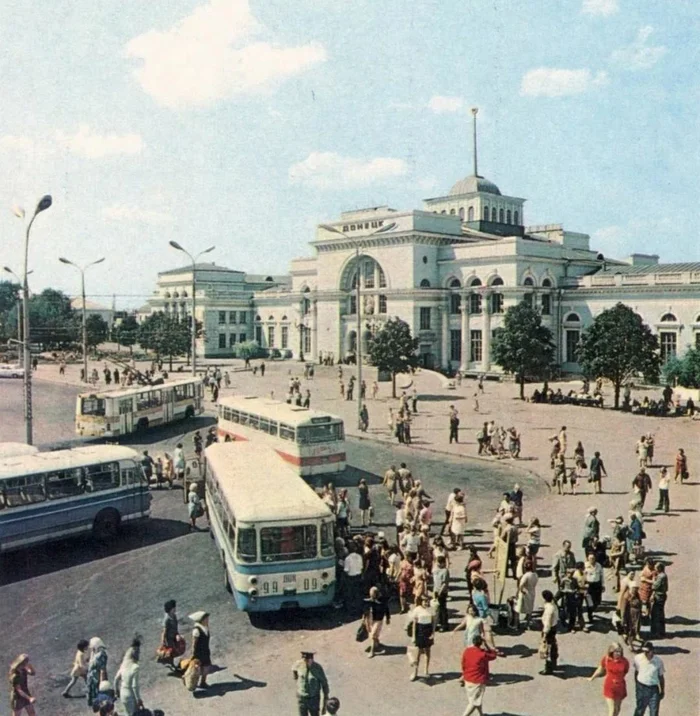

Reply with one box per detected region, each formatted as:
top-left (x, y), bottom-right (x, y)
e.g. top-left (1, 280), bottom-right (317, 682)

top-left (77, 377), bottom-right (202, 400)
top-left (0, 445), bottom-right (140, 479)
top-left (0, 443), bottom-right (39, 458)
top-left (205, 443), bottom-right (333, 523)
top-left (217, 395), bottom-right (343, 428)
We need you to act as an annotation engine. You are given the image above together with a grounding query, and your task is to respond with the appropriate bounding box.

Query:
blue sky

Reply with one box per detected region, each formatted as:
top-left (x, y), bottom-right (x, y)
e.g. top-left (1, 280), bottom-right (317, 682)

top-left (0, 0), bottom-right (697, 308)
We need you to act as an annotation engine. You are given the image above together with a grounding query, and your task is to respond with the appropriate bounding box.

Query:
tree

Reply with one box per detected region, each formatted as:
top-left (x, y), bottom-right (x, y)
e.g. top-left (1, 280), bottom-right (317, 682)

top-left (85, 314), bottom-right (109, 352)
top-left (491, 301), bottom-right (556, 400)
top-left (578, 302), bottom-right (660, 409)
top-left (27, 288), bottom-right (79, 349)
top-left (234, 340), bottom-right (265, 361)
top-left (662, 347), bottom-right (700, 388)
top-left (0, 281), bottom-right (20, 342)
top-left (137, 312), bottom-right (190, 369)
top-left (114, 315), bottom-right (139, 354)
top-left (367, 318), bottom-right (420, 398)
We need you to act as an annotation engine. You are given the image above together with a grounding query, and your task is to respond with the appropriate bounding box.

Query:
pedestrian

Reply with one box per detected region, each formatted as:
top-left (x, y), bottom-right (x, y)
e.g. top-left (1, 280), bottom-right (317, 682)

top-left (173, 443), bottom-right (186, 482)
top-left (62, 639), bottom-right (89, 698)
top-left (432, 555), bottom-right (450, 632)
top-left (344, 544), bottom-right (364, 616)
top-left (86, 637), bottom-right (109, 708)
top-left (509, 483), bottom-right (524, 524)
top-left (359, 403), bottom-right (369, 432)
top-left (32, 357), bottom-right (38, 371)
top-left (499, 515), bottom-right (519, 579)
top-left (649, 563), bottom-right (668, 639)
top-left (303, 389), bottom-right (311, 408)
top-left (632, 642), bottom-right (664, 716)
top-left (636, 435), bottom-right (649, 468)
top-left (526, 517), bottom-right (541, 567)
top-left (449, 405), bottom-right (460, 443)
top-left (588, 450), bottom-right (607, 494)
top-left (632, 468), bottom-right (652, 510)
top-left (154, 457), bottom-right (164, 489)
top-left (188, 611), bottom-right (212, 690)
top-left (478, 374), bottom-right (485, 393)
top-left (363, 586), bottom-right (391, 658)
top-left (674, 447), bottom-right (688, 483)
top-left (449, 493), bottom-right (467, 550)
top-left (9, 654), bottom-right (36, 716)
top-left (558, 425), bottom-right (568, 455)
top-left (460, 634), bottom-right (497, 716)
top-left (638, 558), bottom-right (655, 616)
top-left (187, 483), bottom-right (205, 531)
top-left (552, 540), bottom-right (576, 589)
top-left (371, 380), bottom-right (379, 399)
top-left (114, 638), bottom-right (144, 716)
top-left (655, 467), bottom-right (670, 512)
top-left (292, 651), bottom-right (329, 716)
top-left (453, 602), bottom-right (485, 654)
top-left (588, 642), bottom-right (630, 716)
top-left (360, 379), bottom-right (366, 399)
top-left (397, 463), bottom-right (413, 497)
top-left (357, 478), bottom-right (371, 527)
top-left (621, 584), bottom-right (642, 650)
top-left (411, 389), bottom-right (418, 413)
top-left (584, 552), bottom-right (604, 611)
top-left (582, 507), bottom-right (600, 554)
top-left (260, 361), bottom-right (265, 377)
top-left (539, 590), bottom-right (559, 675)
top-left (141, 451), bottom-right (155, 487)
top-left (382, 465), bottom-right (398, 505)
top-left (408, 594), bottom-right (436, 682)
top-left (514, 560), bottom-right (538, 631)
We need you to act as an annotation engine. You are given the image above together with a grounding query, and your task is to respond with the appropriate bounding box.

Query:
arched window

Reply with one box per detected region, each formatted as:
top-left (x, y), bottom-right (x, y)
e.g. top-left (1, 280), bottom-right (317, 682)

top-left (458, 207), bottom-right (465, 220)
top-left (542, 278), bottom-right (552, 288)
top-left (468, 206), bottom-right (474, 221)
top-left (506, 209), bottom-right (512, 224)
top-left (483, 206), bottom-right (489, 220)
top-left (523, 277), bottom-right (535, 287)
top-left (565, 313), bottom-right (580, 323)
top-left (441, 210), bottom-right (446, 214)
top-left (660, 313), bottom-right (677, 322)
top-left (303, 286), bottom-right (311, 293)
top-left (696, 314), bottom-right (700, 324)
top-left (420, 279), bottom-right (431, 288)
top-left (268, 315), bottom-right (274, 321)
top-left (491, 208), bottom-right (497, 222)
top-left (450, 208), bottom-right (456, 215)
top-left (450, 294), bottom-right (461, 314)
top-left (378, 266), bottom-right (387, 288)
top-left (514, 210), bottom-right (519, 225)
top-left (281, 315), bottom-right (288, 321)
top-left (255, 315), bottom-right (261, 322)
top-left (499, 208), bottom-right (505, 223)
top-left (449, 278), bottom-right (461, 289)
top-left (342, 256), bottom-right (386, 291)
top-left (490, 276), bottom-right (504, 286)
top-left (470, 277), bottom-right (482, 287)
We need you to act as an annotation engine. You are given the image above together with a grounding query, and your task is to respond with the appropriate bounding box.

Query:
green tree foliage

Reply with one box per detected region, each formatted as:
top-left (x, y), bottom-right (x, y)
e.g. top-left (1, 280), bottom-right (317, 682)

top-left (85, 314), bottom-right (109, 352)
top-left (662, 348), bottom-right (700, 388)
top-left (113, 315), bottom-right (139, 354)
top-left (578, 302), bottom-right (660, 408)
top-left (0, 281), bottom-right (20, 341)
top-left (367, 318), bottom-right (420, 398)
top-left (491, 301), bottom-right (556, 399)
top-left (137, 312), bottom-right (190, 369)
top-left (233, 340), bottom-right (265, 361)
top-left (27, 288), bottom-right (78, 349)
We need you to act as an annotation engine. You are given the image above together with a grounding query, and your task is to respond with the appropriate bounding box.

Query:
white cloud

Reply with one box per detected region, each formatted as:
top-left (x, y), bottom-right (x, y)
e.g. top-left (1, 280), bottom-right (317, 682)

top-left (125, 0), bottom-right (327, 109)
top-left (289, 152), bottom-right (408, 190)
top-left (581, 0), bottom-right (619, 17)
top-left (611, 26), bottom-right (667, 71)
top-left (0, 135), bottom-right (35, 152)
top-left (520, 68), bottom-right (609, 97)
top-left (102, 204), bottom-right (174, 225)
top-left (54, 125), bottom-right (144, 158)
top-left (428, 96), bottom-right (464, 114)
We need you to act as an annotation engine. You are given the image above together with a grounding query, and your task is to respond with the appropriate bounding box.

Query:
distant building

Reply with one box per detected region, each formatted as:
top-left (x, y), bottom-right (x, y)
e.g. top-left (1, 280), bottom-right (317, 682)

top-left (70, 297), bottom-right (114, 330)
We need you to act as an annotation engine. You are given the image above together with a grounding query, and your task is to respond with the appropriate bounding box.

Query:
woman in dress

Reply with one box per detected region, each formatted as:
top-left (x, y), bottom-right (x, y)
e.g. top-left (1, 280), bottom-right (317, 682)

top-left (189, 611), bottom-right (212, 689)
top-left (114, 639), bottom-right (143, 716)
top-left (86, 637), bottom-right (108, 708)
top-left (411, 557), bottom-right (428, 605)
top-left (9, 654), bottom-right (36, 716)
top-left (358, 479), bottom-right (371, 527)
top-left (452, 602), bottom-right (485, 650)
top-left (514, 560), bottom-right (538, 631)
top-left (621, 584), bottom-right (642, 649)
top-left (398, 554), bottom-right (415, 614)
top-left (187, 483), bottom-right (204, 531)
top-left (638, 558), bottom-right (655, 615)
top-left (431, 536), bottom-right (450, 572)
top-left (464, 545), bottom-right (482, 600)
top-left (335, 490), bottom-right (350, 538)
top-left (409, 594), bottom-right (436, 681)
top-left (162, 453), bottom-right (175, 489)
top-left (449, 494), bottom-right (467, 550)
top-left (526, 517), bottom-right (541, 569)
top-left (588, 642), bottom-right (630, 716)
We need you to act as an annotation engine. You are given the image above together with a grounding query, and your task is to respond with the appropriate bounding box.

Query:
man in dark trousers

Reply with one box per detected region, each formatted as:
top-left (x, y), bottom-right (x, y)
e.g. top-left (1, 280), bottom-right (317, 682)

top-left (632, 468), bottom-right (653, 509)
top-left (292, 651), bottom-right (329, 716)
top-left (449, 405), bottom-right (460, 443)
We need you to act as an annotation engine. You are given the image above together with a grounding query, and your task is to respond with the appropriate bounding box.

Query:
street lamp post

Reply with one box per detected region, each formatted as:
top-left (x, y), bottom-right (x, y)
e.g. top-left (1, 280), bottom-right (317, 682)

top-left (13, 195), bottom-right (52, 445)
top-left (58, 257), bottom-right (105, 383)
top-left (168, 242), bottom-right (215, 376)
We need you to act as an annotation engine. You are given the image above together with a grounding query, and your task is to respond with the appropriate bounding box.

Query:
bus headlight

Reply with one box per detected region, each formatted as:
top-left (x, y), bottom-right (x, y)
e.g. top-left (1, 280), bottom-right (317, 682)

top-left (321, 583), bottom-right (329, 591)
top-left (248, 576), bottom-right (258, 586)
top-left (321, 571), bottom-right (329, 579)
top-left (248, 588), bottom-right (258, 598)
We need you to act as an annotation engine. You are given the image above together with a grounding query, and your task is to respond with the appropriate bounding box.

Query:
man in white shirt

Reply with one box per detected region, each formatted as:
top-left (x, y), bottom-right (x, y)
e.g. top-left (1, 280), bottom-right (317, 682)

top-left (539, 590), bottom-right (559, 675)
top-left (401, 526), bottom-right (420, 560)
top-left (395, 503), bottom-right (407, 545)
top-left (633, 641), bottom-right (664, 715)
top-left (440, 488), bottom-right (462, 536)
top-left (344, 546), bottom-right (364, 617)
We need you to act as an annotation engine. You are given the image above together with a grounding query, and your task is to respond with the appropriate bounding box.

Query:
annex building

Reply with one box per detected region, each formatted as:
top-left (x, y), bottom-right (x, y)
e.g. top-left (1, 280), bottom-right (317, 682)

top-left (143, 115), bottom-right (700, 375)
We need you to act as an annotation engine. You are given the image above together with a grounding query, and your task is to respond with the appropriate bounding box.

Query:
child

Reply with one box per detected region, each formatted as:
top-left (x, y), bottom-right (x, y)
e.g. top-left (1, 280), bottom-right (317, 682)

top-left (62, 639), bottom-right (89, 698)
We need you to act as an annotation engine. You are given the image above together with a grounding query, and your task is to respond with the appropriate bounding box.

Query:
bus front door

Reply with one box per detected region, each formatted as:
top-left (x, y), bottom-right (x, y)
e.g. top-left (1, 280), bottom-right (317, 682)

top-left (121, 411), bottom-right (134, 435)
top-left (163, 392), bottom-right (174, 423)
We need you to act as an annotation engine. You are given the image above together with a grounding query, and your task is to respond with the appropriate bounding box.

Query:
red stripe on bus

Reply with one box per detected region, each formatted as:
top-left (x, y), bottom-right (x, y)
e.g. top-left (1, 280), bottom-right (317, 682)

top-left (276, 451), bottom-right (346, 467)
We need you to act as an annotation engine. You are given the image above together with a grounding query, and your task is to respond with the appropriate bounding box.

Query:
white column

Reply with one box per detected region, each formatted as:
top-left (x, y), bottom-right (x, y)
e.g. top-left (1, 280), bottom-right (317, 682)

top-left (460, 296), bottom-right (470, 372)
top-left (440, 303), bottom-right (449, 369)
top-left (482, 291), bottom-right (492, 372)
top-left (311, 299), bottom-right (318, 360)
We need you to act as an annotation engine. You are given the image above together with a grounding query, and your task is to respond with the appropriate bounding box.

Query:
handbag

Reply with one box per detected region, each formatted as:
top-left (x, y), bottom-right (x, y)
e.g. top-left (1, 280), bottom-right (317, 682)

top-left (406, 620), bottom-right (414, 638)
top-left (182, 659), bottom-right (201, 692)
top-left (538, 638), bottom-right (549, 660)
top-left (355, 623), bottom-right (369, 642)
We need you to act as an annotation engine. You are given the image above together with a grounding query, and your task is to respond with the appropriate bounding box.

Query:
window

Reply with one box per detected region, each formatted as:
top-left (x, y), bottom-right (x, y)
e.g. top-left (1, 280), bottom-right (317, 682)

top-left (349, 295), bottom-right (357, 315)
top-left (229, 333), bottom-right (237, 347)
top-left (450, 293), bottom-right (461, 314)
top-left (279, 423), bottom-right (296, 441)
top-left (660, 313), bottom-right (677, 323)
top-left (490, 276), bottom-right (504, 286)
top-left (236, 527), bottom-right (257, 563)
top-left (491, 208), bottom-right (497, 222)
top-left (1, 475), bottom-right (47, 507)
top-left (267, 326), bottom-right (275, 347)
top-left (302, 298), bottom-right (311, 315)
top-left (255, 326), bottom-right (263, 344)
top-left (470, 293), bottom-right (482, 314)
top-left (450, 208), bottom-right (456, 215)
top-left (378, 267), bottom-right (387, 288)
top-left (46, 468), bottom-right (85, 499)
top-left (491, 293), bottom-right (504, 314)
top-left (468, 206), bottom-right (474, 221)
top-left (565, 313), bottom-right (580, 323)
top-left (81, 397), bottom-right (105, 416)
top-left (118, 399), bottom-right (132, 415)
top-left (523, 293), bottom-right (533, 308)
top-left (281, 326), bottom-right (289, 349)
top-left (260, 525), bottom-right (318, 562)
top-left (450, 329), bottom-right (462, 362)
top-left (470, 330), bottom-right (483, 362)
top-left (378, 295), bottom-right (387, 314)
top-left (321, 521), bottom-right (335, 557)
top-left (483, 206), bottom-right (489, 220)
top-left (136, 390), bottom-right (162, 410)
top-left (218, 311), bottom-right (226, 325)
top-left (523, 277), bottom-right (535, 287)
top-left (499, 208), bottom-right (504, 223)
top-left (566, 330), bottom-right (581, 363)
top-left (420, 307), bottom-right (431, 330)
top-left (86, 462), bottom-right (119, 492)
top-left (239, 333), bottom-right (247, 343)
top-left (304, 328), bottom-right (311, 354)
top-left (542, 278), bottom-right (552, 288)
top-left (541, 294), bottom-right (552, 315)
top-left (470, 277), bottom-right (482, 287)
top-left (420, 279), bottom-right (431, 288)
top-left (174, 383), bottom-right (195, 401)
top-left (297, 422), bottom-right (344, 444)
top-left (229, 311), bottom-right (237, 323)
top-left (506, 209), bottom-right (512, 224)
top-left (660, 332), bottom-right (677, 362)
top-left (219, 333), bottom-right (226, 349)
top-left (364, 261), bottom-right (375, 288)
top-left (239, 312), bottom-right (247, 324)
top-left (459, 207), bottom-right (464, 220)
top-left (514, 210), bottom-right (519, 225)
top-left (696, 333), bottom-right (700, 349)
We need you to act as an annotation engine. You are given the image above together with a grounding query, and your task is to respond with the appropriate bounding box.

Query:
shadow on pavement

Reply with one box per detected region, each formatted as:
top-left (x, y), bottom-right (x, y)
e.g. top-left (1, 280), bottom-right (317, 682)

top-left (553, 664), bottom-right (596, 679)
top-left (491, 672), bottom-right (535, 686)
top-left (249, 606), bottom-right (359, 632)
top-left (194, 673), bottom-right (267, 698)
top-left (501, 644), bottom-right (537, 659)
top-left (305, 464), bottom-right (381, 490)
top-left (653, 644), bottom-right (691, 655)
top-left (666, 615), bottom-right (700, 625)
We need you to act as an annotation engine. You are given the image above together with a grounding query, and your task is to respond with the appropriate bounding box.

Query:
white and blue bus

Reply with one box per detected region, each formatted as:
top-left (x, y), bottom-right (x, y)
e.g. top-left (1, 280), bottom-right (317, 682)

top-left (204, 442), bottom-right (336, 613)
top-left (0, 445), bottom-right (151, 552)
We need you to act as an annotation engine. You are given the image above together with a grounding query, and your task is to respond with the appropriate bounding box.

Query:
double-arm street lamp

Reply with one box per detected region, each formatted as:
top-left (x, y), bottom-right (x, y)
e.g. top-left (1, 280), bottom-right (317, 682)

top-left (58, 257), bottom-right (105, 383)
top-left (168, 241), bottom-right (215, 376)
top-left (13, 195), bottom-right (52, 445)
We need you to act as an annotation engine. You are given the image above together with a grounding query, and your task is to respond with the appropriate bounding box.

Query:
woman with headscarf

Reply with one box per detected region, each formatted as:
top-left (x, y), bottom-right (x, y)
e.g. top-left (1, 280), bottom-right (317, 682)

top-left (189, 611), bottom-right (212, 689)
top-left (114, 638), bottom-right (143, 715)
top-left (187, 483), bottom-right (204, 531)
top-left (9, 654), bottom-right (36, 716)
top-left (86, 637), bottom-right (108, 708)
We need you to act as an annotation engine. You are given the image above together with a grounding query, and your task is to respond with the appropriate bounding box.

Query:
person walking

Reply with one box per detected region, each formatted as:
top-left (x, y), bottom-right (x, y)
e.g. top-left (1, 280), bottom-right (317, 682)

top-left (552, 540), bottom-right (576, 589)
top-left (674, 447), bottom-right (688, 483)
top-left (292, 651), bottom-right (329, 716)
top-left (582, 507), bottom-right (600, 554)
top-left (409, 594), bottom-right (436, 682)
top-left (632, 642), bottom-right (664, 716)
top-left (359, 403), bottom-right (369, 432)
top-left (86, 637), bottom-right (109, 708)
top-left (358, 479), bottom-right (371, 527)
top-left (187, 483), bottom-right (205, 531)
top-left (159, 600), bottom-right (183, 670)
top-left (61, 639), bottom-right (89, 698)
top-left (588, 642), bottom-right (630, 716)
top-left (382, 465), bottom-right (398, 505)
top-left (526, 517), bottom-right (541, 567)
top-left (173, 443), bottom-right (186, 482)
top-left (9, 654), bottom-right (36, 716)
top-left (114, 638), bottom-right (144, 716)
top-left (362, 586), bottom-right (391, 658)
top-left (433, 555), bottom-right (450, 632)
top-left (189, 611), bottom-right (212, 690)
top-left (344, 545), bottom-right (364, 616)
top-left (589, 451), bottom-right (607, 493)
top-left (461, 635), bottom-right (498, 716)
top-left (449, 494), bottom-right (468, 550)
top-left (632, 468), bottom-right (652, 510)
top-left (649, 564), bottom-right (668, 639)
top-left (622, 584), bottom-right (643, 650)
top-left (539, 590), bottom-right (559, 675)
top-left (655, 468), bottom-right (670, 513)
top-left (514, 560), bottom-right (538, 631)
top-left (584, 552), bottom-right (604, 612)
top-left (449, 405), bottom-right (460, 443)
top-left (140, 450), bottom-right (155, 487)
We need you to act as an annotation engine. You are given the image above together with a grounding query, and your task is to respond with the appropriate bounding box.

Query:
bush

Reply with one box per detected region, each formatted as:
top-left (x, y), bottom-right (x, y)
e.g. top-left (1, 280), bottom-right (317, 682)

top-left (233, 340), bottom-right (266, 360)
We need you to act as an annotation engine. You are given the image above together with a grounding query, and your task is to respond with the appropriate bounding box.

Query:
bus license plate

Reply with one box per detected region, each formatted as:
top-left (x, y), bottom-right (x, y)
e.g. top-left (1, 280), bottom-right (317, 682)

top-left (283, 574), bottom-right (296, 584)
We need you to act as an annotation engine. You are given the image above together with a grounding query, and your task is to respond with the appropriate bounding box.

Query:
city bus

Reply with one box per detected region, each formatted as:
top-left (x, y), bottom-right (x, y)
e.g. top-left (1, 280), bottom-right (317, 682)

top-left (0, 445), bottom-right (151, 552)
top-left (216, 396), bottom-right (346, 475)
top-left (0, 443), bottom-right (39, 459)
top-left (205, 442), bottom-right (336, 613)
top-left (76, 377), bottom-right (204, 437)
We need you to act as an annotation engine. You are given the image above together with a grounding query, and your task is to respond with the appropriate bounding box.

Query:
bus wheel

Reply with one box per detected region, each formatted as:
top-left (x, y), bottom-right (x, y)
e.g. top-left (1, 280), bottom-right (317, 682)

top-left (184, 406), bottom-right (195, 420)
top-left (136, 418), bottom-right (149, 432)
top-left (93, 509), bottom-right (121, 540)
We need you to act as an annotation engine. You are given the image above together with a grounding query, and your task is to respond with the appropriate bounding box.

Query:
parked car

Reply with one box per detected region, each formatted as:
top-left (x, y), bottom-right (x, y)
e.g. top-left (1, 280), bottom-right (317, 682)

top-left (0, 363), bottom-right (24, 378)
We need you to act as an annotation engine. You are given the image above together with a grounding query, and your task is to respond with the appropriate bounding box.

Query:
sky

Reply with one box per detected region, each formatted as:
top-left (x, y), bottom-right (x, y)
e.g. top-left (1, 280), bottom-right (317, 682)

top-left (0, 0), bottom-right (697, 309)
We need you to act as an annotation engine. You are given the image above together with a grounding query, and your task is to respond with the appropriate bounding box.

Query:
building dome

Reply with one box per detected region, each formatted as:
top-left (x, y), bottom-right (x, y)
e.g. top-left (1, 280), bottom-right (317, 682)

top-left (449, 174), bottom-right (501, 197)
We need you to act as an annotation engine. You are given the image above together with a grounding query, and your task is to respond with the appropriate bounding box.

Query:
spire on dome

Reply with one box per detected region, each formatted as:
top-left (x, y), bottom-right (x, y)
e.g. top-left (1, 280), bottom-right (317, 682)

top-left (471, 107), bottom-right (479, 177)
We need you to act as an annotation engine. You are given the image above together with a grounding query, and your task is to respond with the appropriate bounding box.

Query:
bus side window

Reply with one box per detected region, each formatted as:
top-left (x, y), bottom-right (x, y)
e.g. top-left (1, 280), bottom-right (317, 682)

top-left (279, 424), bottom-right (295, 441)
top-left (230, 409), bottom-right (240, 423)
top-left (119, 399), bottom-right (132, 415)
top-left (46, 469), bottom-right (83, 499)
top-left (24, 475), bottom-right (47, 504)
top-left (137, 392), bottom-right (149, 411)
top-left (268, 420), bottom-right (278, 437)
top-left (3, 479), bottom-right (24, 507)
top-left (87, 462), bottom-right (119, 491)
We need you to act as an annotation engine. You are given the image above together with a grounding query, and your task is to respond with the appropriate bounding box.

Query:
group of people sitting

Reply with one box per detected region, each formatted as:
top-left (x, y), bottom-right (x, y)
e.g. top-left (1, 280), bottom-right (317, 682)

top-left (531, 386), bottom-right (604, 408)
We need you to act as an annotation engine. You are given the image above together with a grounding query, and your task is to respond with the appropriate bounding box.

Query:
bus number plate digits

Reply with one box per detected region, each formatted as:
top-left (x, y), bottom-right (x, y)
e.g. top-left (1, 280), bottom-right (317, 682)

top-left (283, 574), bottom-right (296, 584)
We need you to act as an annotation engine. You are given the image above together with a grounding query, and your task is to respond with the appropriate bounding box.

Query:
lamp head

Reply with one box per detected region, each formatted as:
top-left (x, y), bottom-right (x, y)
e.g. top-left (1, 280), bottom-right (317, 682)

top-left (202, 245), bottom-right (215, 255)
top-left (58, 257), bottom-right (73, 266)
top-left (35, 195), bottom-right (52, 214)
top-left (169, 240), bottom-right (184, 251)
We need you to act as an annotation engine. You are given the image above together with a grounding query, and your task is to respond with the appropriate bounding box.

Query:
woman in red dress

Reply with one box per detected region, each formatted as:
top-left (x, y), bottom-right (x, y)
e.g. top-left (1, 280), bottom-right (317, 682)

top-left (588, 642), bottom-right (630, 716)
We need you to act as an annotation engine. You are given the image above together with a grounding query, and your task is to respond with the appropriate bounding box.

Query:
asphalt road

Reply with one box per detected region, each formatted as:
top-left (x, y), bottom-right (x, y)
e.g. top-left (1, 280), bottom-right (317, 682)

top-left (0, 377), bottom-right (538, 715)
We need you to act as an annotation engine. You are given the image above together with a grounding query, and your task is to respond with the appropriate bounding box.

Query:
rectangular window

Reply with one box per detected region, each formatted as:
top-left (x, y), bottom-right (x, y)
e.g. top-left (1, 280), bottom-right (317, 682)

top-left (660, 332), bottom-right (677, 363)
top-left (450, 294), bottom-right (461, 314)
top-left (297, 422), bottom-right (344, 444)
top-left (363, 262), bottom-right (375, 288)
top-left (281, 326), bottom-right (289, 349)
top-left (240, 333), bottom-right (247, 343)
top-left (85, 462), bottom-right (119, 492)
top-left (470, 293), bottom-right (482, 315)
top-left (304, 328), bottom-right (311, 354)
top-left (378, 295), bottom-right (387, 314)
top-left (419, 307), bottom-right (431, 330)
top-left (1, 475), bottom-right (47, 507)
top-left (566, 330), bottom-right (581, 363)
top-left (523, 293), bottom-right (533, 308)
top-left (81, 397), bottom-right (105, 416)
top-left (236, 527), bottom-right (257, 563)
top-left (378, 270), bottom-right (387, 288)
top-left (218, 311), bottom-right (226, 325)
top-left (118, 399), bottom-right (132, 415)
top-left (491, 293), bottom-right (504, 314)
top-left (46, 468), bottom-right (84, 499)
top-left (349, 295), bottom-right (357, 315)
top-left (279, 423), bottom-right (296, 441)
top-left (174, 383), bottom-right (194, 401)
top-left (541, 294), bottom-right (552, 316)
top-left (260, 525), bottom-right (318, 562)
top-left (239, 312), bottom-right (247, 324)
top-left (696, 332), bottom-right (700, 349)
top-left (267, 326), bottom-right (275, 347)
top-left (255, 326), bottom-right (262, 344)
top-left (321, 521), bottom-right (335, 557)
top-left (229, 311), bottom-right (236, 324)
top-left (229, 333), bottom-right (237, 347)
top-left (470, 330), bottom-right (483, 362)
top-left (219, 333), bottom-right (227, 349)
top-left (450, 329), bottom-right (462, 362)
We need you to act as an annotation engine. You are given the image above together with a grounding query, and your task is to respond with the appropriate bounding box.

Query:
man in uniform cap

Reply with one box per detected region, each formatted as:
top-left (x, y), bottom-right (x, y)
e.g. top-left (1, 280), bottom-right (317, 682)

top-left (292, 651), bottom-right (329, 716)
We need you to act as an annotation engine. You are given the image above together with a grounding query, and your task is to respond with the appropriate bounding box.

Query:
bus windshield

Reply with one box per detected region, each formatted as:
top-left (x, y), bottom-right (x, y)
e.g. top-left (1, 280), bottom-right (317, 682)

top-left (236, 527), bottom-right (257, 563)
top-left (81, 397), bottom-right (106, 416)
top-left (260, 524), bottom-right (317, 562)
top-left (297, 422), bottom-right (344, 444)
